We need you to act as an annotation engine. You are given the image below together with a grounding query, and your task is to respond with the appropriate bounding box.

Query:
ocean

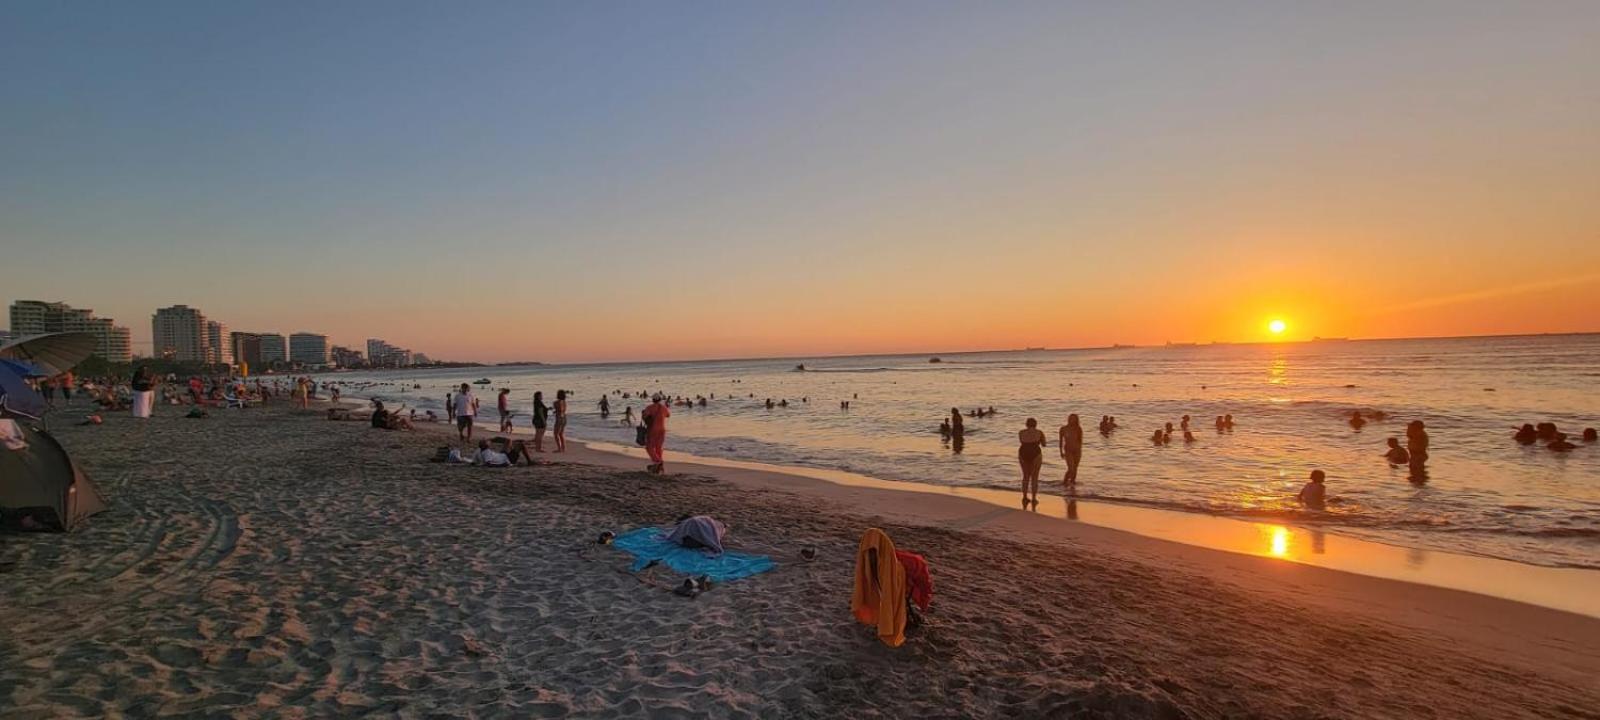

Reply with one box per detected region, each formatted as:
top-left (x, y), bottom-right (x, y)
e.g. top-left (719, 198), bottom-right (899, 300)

top-left (327, 334), bottom-right (1600, 570)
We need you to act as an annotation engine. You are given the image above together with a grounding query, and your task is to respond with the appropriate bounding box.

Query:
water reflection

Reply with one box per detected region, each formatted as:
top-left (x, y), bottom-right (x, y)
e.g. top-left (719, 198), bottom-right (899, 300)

top-left (1066, 499), bottom-right (1079, 521)
top-left (1311, 530), bottom-right (1326, 555)
top-left (1267, 355), bottom-right (1290, 386)
top-left (1267, 525), bottom-right (1291, 557)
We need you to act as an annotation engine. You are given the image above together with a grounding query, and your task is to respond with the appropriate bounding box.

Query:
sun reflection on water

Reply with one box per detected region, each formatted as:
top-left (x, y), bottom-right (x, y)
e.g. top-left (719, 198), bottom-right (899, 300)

top-left (1267, 525), bottom-right (1291, 558)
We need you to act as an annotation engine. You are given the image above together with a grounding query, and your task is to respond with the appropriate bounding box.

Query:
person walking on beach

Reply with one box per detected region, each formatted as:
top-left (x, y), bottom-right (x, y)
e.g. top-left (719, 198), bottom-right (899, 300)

top-left (1018, 418), bottom-right (1047, 508)
top-left (1058, 413), bottom-right (1083, 489)
top-left (456, 383), bottom-right (476, 441)
top-left (642, 395), bottom-right (670, 474)
top-left (531, 391), bottom-right (549, 451)
top-left (497, 389), bottom-right (513, 433)
top-left (1405, 420), bottom-right (1429, 479)
top-left (553, 389), bottom-right (569, 452)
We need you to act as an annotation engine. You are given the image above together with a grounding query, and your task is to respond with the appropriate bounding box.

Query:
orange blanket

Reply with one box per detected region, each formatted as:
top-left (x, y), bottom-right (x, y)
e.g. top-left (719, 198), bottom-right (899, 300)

top-left (851, 528), bottom-right (908, 647)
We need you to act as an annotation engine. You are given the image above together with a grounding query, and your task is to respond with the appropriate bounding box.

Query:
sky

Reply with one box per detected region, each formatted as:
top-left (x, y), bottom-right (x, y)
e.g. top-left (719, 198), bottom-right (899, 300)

top-left (3, 1), bottom-right (1597, 363)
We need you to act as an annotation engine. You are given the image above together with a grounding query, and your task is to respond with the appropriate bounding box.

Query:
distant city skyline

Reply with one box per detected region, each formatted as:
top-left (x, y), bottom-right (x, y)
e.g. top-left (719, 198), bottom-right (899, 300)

top-left (3, 2), bottom-right (1597, 363)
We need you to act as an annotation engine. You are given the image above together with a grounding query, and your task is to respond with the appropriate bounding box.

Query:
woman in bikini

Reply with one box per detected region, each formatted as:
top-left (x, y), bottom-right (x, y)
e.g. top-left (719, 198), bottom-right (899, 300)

top-left (1018, 418), bottom-right (1047, 508)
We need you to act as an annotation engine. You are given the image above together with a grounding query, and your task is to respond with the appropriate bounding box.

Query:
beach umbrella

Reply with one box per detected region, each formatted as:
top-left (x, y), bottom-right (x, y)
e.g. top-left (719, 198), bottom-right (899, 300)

top-left (0, 360), bottom-right (47, 419)
top-left (0, 332), bottom-right (99, 376)
top-left (0, 358), bottom-right (47, 378)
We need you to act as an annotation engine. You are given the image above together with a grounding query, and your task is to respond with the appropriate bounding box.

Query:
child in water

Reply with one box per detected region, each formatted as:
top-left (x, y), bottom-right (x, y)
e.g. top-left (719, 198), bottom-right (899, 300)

top-left (1297, 470), bottom-right (1327, 510)
top-left (1384, 437), bottom-right (1410, 464)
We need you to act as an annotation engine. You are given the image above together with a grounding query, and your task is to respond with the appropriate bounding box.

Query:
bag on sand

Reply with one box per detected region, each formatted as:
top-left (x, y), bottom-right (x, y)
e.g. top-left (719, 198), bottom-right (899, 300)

top-left (635, 424), bottom-right (648, 446)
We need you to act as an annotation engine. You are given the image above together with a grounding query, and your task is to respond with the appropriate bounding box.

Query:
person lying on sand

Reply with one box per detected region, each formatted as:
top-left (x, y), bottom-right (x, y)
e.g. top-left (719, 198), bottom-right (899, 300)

top-left (471, 440), bottom-right (511, 467)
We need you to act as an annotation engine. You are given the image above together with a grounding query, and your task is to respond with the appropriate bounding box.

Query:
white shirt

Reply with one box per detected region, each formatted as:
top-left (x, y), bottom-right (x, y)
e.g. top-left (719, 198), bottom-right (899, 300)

top-left (456, 391), bottom-right (475, 417)
top-left (473, 448), bottom-right (509, 467)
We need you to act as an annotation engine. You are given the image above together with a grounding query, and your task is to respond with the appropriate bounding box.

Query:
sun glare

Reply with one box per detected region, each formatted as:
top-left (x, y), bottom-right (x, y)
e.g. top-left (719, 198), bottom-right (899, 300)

top-left (1268, 319), bottom-right (1287, 335)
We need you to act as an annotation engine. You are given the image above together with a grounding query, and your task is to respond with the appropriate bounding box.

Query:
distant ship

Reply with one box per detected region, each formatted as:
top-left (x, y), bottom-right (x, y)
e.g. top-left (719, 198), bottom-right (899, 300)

top-left (928, 357), bottom-right (942, 363)
top-left (1311, 336), bottom-right (1351, 342)
top-left (1025, 346), bottom-right (1047, 352)
top-left (1165, 341), bottom-right (1198, 347)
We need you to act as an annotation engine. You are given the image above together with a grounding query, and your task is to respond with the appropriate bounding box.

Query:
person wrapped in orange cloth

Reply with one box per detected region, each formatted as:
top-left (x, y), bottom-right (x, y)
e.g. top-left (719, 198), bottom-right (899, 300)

top-left (851, 528), bottom-right (933, 647)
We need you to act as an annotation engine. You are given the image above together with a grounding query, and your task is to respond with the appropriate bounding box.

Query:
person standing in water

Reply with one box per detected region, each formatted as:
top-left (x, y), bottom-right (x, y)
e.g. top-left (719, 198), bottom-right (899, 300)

top-left (531, 391), bottom-right (549, 451)
top-left (1405, 420), bottom-right (1430, 478)
top-left (1297, 470), bottom-right (1327, 510)
top-left (598, 395), bottom-right (610, 418)
top-left (642, 395), bottom-right (671, 474)
top-left (553, 389), bottom-right (569, 452)
top-left (1058, 413), bottom-right (1083, 489)
top-left (1018, 418), bottom-right (1047, 508)
top-left (949, 408), bottom-right (965, 437)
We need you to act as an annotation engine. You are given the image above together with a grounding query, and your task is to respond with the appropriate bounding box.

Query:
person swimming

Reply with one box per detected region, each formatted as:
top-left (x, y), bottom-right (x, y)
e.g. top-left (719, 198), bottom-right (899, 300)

top-left (1514, 423), bottom-right (1539, 445)
top-left (1151, 429), bottom-right (1167, 445)
top-left (1214, 415), bottom-right (1226, 432)
top-left (1297, 470), bottom-right (1327, 510)
top-left (1182, 429), bottom-right (1196, 444)
top-left (1349, 410), bottom-right (1366, 430)
top-left (1585, 428), bottom-right (1599, 442)
top-left (1548, 435), bottom-right (1577, 452)
top-left (1180, 415), bottom-right (1191, 432)
top-left (1384, 437), bottom-right (1410, 464)
top-left (1163, 422), bottom-right (1175, 442)
top-left (1223, 414), bottom-right (1235, 430)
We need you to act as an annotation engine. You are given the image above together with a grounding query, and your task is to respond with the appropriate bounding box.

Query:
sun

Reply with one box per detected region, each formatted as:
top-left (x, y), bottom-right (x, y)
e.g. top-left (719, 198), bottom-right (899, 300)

top-left (1268, 319), bottom-right (1287, 335)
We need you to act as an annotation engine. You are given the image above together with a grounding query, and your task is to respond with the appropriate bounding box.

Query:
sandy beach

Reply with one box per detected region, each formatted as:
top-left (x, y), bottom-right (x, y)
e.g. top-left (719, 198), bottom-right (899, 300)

top-left (3, 401), bottom-right (1598, 719)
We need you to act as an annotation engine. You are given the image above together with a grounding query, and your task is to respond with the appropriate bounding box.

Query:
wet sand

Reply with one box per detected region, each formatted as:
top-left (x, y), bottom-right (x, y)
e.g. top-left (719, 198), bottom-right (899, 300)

top-left (2, 401), bottom-right (1597, 718)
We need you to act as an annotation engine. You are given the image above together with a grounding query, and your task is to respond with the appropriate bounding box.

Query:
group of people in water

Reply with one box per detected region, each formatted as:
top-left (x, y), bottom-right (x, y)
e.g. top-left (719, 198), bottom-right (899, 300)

top-left (1512, 421), bottom-right (1596, 452)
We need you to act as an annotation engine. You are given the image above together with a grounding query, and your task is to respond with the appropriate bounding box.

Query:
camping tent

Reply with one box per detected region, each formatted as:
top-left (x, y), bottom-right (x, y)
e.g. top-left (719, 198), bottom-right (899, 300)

top-left (0, 419), bottom-right (107, 531)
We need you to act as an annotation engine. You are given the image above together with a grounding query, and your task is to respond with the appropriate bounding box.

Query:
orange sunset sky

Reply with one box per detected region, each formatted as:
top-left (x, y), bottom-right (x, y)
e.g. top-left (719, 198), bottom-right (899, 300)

top-left (3, 2), bottom-right (1597, 363)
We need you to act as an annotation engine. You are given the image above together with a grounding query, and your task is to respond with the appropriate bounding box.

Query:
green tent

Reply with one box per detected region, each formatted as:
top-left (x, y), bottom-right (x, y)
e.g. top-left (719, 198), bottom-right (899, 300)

top-left (0, 421), bottom-right (107, 531)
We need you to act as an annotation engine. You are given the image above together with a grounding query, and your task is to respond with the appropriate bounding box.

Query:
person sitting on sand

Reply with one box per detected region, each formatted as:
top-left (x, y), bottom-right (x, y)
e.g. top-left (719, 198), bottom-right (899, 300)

top-left (1384, 437), bottom-right (1410, 464)
top-left (1349, 410), bottom-right (1366, 430)
top-left (472, 439), bottom-right (512, 467)
top-left (1297, 470), bottom-right (1327, 510)
top-left (667, 515), bottom-right (727, 555)
top-left (1514, 424), bottom-right (1539, 445)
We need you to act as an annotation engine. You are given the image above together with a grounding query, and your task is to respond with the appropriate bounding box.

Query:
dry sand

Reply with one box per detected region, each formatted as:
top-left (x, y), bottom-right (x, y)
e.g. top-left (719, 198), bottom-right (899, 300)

top-left (2, 401), bottom-right (1597, 719)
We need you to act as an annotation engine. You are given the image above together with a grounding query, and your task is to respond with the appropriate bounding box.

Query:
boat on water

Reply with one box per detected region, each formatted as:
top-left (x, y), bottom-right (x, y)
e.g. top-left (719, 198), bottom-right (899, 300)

top-left (1025, 346), bottom-right (1047, 352)
top-left (793, 364), bottom-right (806, 372)
top-left (928, 357), bottom-right (942, 363)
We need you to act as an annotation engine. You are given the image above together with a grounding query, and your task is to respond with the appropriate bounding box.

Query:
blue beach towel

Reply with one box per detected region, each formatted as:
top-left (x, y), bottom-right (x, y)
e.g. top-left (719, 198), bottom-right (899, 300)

top-left (612, 527), bottom-right (776, 582)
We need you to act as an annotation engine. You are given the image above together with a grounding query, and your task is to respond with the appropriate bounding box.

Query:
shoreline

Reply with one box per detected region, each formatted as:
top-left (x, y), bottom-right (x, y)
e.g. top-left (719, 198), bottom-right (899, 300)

top-left (4, 400), bottom-right (1596, 717)
top-left (414, 407), bottom-right (1600, 619)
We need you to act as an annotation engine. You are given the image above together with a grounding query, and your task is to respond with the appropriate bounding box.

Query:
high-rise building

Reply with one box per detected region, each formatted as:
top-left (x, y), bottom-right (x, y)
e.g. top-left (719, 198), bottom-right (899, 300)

top-left (206, 320), bottom-right (233, 366)
top-left (330, 345), bottom-right (364, 368)
top-left (259, 333), bottom-right (288, 365)
top-left (152, 305), bottom-right (209, 363)
top-left (365, 338), bottom-right (415, 368)
top-left (230, 332), bottom-right (263, 370)
top-left (289, 332), bottom-right (329, 366)
top-left (8, 299), bottom-right (133, 362)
